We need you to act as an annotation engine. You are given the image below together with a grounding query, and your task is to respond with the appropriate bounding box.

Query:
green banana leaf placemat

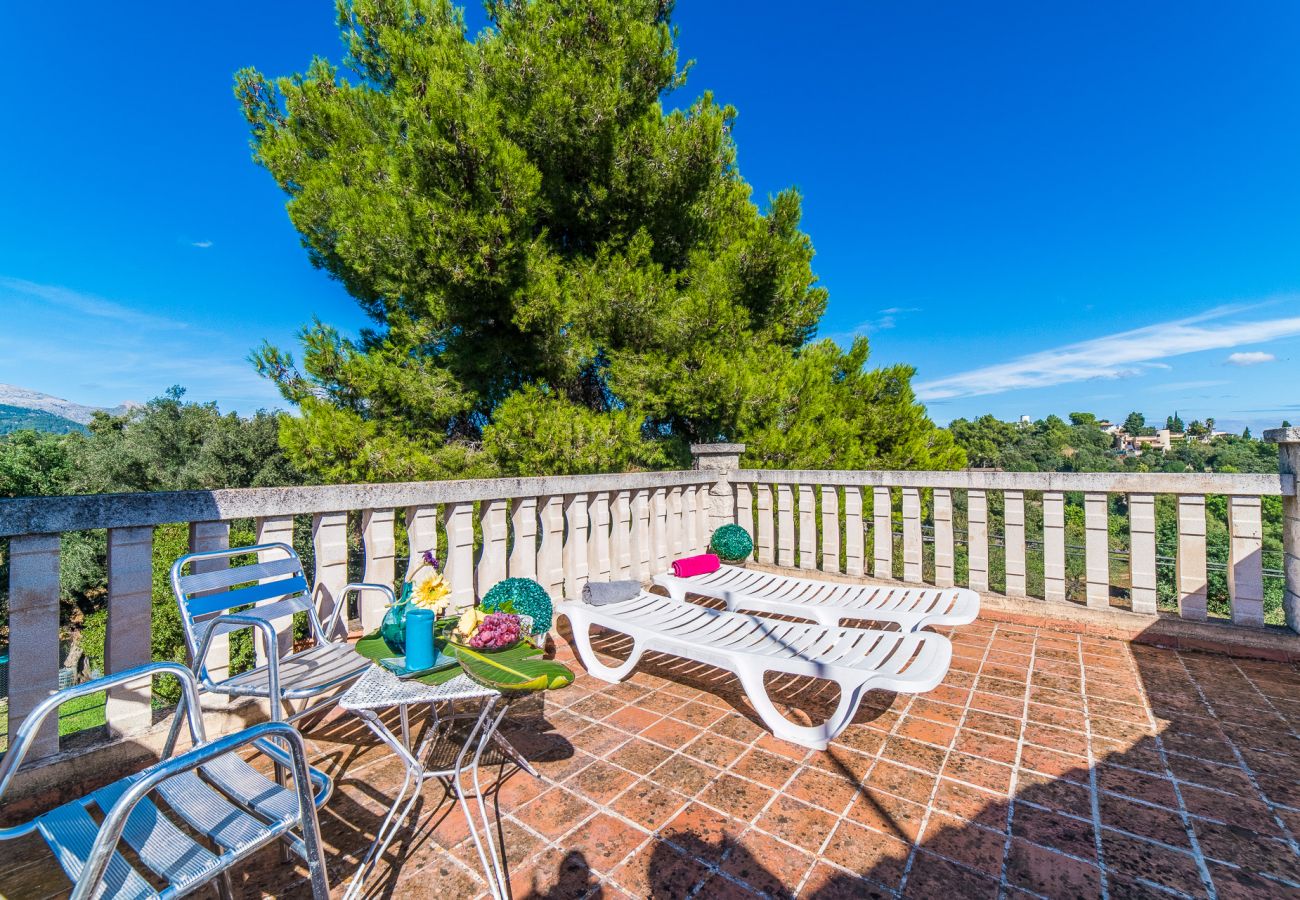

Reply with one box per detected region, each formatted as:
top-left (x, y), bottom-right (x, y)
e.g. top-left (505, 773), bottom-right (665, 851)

top-left (354, 631), bottom-right (574, 693)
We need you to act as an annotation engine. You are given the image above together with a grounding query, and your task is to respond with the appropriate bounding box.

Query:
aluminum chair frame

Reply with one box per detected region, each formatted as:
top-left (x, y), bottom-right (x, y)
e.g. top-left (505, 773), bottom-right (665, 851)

top-left (168, 542), bottom-right (392, 735)
top-left (0, 662), bottom-right (332, 899)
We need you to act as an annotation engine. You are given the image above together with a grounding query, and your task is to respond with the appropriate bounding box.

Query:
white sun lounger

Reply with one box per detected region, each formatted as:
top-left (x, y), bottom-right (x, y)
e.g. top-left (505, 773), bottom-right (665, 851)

top-left (654, 565), bottom-right (979, 632)
top-left (555, 592), bottom-right (952, 750)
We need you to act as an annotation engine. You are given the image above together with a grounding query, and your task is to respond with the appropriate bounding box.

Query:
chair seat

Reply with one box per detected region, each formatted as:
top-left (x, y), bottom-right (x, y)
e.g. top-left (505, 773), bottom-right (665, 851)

top-left (213, 642), bottom-right (370, 699)
top-left (37, 754), bottom-right (302, 900)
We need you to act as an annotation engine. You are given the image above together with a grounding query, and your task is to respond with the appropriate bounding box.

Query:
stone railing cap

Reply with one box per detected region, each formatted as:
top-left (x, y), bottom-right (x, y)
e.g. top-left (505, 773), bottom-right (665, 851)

top-left (689, 443), bottom-right (746, 454)
top-left (1264, 426), bottom-right (1300, 444)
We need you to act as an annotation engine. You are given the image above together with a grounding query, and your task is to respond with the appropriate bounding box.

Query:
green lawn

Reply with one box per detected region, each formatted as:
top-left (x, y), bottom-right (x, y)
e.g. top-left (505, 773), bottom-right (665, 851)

top-left (0, 692), bottom-right (107, 754)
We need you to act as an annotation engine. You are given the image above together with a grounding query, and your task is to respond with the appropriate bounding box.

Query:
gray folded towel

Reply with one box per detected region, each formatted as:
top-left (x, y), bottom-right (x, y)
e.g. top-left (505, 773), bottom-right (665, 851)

top-left (582, 580), bottom-right (641, 606)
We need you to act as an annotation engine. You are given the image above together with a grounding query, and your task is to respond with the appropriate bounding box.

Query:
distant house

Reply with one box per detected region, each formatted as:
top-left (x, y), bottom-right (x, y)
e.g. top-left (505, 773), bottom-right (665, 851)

top-left (1113, 427), bottom-right (1182, 455)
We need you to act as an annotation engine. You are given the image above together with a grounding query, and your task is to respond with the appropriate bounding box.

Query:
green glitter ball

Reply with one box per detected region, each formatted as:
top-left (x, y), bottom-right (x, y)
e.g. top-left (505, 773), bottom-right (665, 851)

top-left (709, 524), bottom-right (754, 562)
top-left (481, 578), bottom-right (553, 635)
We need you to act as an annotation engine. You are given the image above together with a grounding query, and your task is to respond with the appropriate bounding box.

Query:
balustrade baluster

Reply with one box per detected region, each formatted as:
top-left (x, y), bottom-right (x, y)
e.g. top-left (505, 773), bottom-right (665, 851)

top-left (681, 486), bottom-right (699, 554)
top-left (406, 506), bottom-right (439, 581)
top-left (478, 499), bottom-right (508, 596)
top-left (902, 486), bottom-right (923, 584)
top-left (1042, 492), bottom-right (1066, 602)
top-left (8, 534), bottom-right (62, 756)
top-left (313, 512), bottom-right (349, 637)
top-left (254, 516), bottom-right (295, 662)
top-left (844, 487), bottom-right (864, 576)
top-left (798, 484), bottom-right (816, 570)
top-left (587, 492), bottom-right (612, 584)
top-left (1004, 490), bottom-right (1026, 597)
top-left (442, 502), bottom-right (475, 609)
top-left (190, 521), bottom-right (232, 708)
top-left (873, 486), bottom-right (892, 580)
top-left (966, 490), bottom-right (988, 592)
top-left (695, 481), bottom-right (713, 550)
top-left (667, 487), bottom-right (684, 558)
top-left (1229, 495), bottom-right (1265, 627)
top-left (565, 493), bottom-right (591, 598)
top-left (933, 488), bottom-right (954, 588)
top-left (1128, 493), bottom-right (1157, 614)
top-left (736, 483), bottom-right (755, 559)
top-left (537, 496), bottom-right (566, 597)
top-left (1084, 493), bottom-right (1109, 609)
top-left (361, 508), bottom-right (396, 632)
top-left (821, 485), bottom-right (840, 572)
top-left (105, 526), bottom-right (154, 735)
top-left (631, 489), bottom-right (652, 580)
top-left (1176, 495), bottom-right (1207, 620)
top-left (777, 484), bottom-right (795, 567)
top-left (612, 490), bottom-right (632, 577)
top-left (509, 497), bottom-right (538, 580)
top-left (757, 485), bottom-right (775, 565)
top-left (650, 487), bottom-right (669, 574)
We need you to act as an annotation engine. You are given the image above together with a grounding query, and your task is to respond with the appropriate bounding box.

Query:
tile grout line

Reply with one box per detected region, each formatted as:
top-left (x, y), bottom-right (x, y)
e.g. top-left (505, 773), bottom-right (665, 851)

top-left (996, 620), bottom-right (1039, 895)
top-left (1219, 654), bottom-right (1300, 859)
top-left (1074, 629), bottom-right (1111, 900)
top-left (894, 619), bottom-right (1001, 896)
top-left (1128, 648), bottom-right (1216, 899)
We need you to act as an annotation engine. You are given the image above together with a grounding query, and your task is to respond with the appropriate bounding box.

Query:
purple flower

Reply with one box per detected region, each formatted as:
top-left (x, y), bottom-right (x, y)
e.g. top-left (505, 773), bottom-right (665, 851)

top-left (422, 549), bottom-right (440, 570)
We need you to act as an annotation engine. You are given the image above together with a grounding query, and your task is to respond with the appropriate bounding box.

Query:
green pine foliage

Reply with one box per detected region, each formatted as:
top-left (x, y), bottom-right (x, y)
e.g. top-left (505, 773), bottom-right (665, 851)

top-left (237, 0), bottom-right (961, 481)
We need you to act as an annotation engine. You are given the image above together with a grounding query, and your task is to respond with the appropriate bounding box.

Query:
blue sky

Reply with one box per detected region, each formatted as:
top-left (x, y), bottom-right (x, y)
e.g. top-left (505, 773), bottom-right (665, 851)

top-left (2, 1), bottom-right (1297, 432)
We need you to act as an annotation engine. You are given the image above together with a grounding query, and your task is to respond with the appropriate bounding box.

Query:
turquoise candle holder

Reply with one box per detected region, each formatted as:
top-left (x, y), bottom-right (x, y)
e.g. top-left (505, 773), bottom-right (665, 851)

top-left (405, 608), bottom-right (436, 670)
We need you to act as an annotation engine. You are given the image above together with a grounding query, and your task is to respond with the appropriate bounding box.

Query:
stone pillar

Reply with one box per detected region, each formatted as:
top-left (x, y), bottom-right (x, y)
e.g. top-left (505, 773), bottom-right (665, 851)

top-left (1266, 428), bottom-right (1300, 632)
top-left (690, 443), bottom-right (745, 535)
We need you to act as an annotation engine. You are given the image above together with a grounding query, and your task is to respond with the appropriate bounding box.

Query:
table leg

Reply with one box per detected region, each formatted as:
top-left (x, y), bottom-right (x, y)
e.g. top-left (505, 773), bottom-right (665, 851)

top-left (452, 698), bottom-right (514, 900)
top-left (343, 708), bottom-right (428, 900)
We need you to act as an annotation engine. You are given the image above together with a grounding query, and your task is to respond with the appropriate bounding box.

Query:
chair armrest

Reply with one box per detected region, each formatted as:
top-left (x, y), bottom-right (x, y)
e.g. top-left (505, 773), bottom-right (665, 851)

top-left (0, 662), bottom-right (204, 804)
top-left (78, 721), bottom-right (329, 899)
top-left (324, 582), bottom-right (397, 637)
top-left (194, 612), bottom-right (283, 696)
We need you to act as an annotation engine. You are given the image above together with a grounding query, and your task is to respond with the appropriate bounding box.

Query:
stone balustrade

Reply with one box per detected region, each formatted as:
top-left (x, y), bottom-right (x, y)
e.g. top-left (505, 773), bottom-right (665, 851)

top-left (733, 463), bottom-right (1297, 630)
top-left (0, 469), bottom-right (717, 759)
top-left (3, 436), bottom-right (1299, 762)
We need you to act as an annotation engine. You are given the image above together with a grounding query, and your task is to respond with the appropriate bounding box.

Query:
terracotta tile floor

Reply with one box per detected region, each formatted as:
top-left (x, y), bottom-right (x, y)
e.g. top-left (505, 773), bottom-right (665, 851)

top-left (4, 619), bottom-right (1300, 899)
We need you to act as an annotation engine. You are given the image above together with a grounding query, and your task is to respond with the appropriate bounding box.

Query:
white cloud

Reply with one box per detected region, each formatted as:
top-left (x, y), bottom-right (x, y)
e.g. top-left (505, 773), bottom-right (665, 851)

top-left (191, 240), bottom-right (214, 249)
top-left (1226, 351), bottom-right (1275, 366)
top-left (0, 276), bottom-right (183, 330)
top-left (914, 304), bottom-right (1300, 401)
top-left (828, 306), bottom-right (921, 343)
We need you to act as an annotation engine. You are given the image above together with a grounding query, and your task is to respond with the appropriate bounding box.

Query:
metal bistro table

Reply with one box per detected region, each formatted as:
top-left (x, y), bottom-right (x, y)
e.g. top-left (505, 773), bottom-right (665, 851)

top-left (339, 648), bottom-right (538, 900)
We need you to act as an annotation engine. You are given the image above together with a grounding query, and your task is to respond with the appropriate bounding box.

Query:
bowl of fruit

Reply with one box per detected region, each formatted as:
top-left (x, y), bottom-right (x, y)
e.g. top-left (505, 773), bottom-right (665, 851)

top-left (450, 607), bottom-right (526, 652)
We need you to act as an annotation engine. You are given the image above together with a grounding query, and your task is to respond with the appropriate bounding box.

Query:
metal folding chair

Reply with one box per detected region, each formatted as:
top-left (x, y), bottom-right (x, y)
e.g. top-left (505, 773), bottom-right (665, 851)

top-left (0, 662), bottom-right (332, 899)
top-left (168, 541), bottom-right (391, 736)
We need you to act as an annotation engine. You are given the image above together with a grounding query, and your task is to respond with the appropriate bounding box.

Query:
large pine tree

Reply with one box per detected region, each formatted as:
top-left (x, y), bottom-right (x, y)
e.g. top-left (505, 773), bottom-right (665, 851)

top-left (238, 0), bottom-right (962, 480)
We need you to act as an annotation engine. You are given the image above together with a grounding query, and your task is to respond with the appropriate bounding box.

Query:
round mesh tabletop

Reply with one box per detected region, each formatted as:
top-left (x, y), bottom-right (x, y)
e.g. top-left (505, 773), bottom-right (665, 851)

top-left (339, 664), bottom-right (497, 711)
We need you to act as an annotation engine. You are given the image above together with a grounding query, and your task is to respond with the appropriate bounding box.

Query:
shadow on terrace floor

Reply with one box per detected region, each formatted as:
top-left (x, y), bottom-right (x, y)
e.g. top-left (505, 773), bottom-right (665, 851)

top-left (3, 618), bottom-right (1299, 899)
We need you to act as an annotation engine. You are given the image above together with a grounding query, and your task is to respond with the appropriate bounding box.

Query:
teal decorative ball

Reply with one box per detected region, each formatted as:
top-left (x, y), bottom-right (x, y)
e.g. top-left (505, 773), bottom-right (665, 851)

top-left (710, 524), bottom-right (754, 562)
top-left (481, 578), bottom-right (553, 635)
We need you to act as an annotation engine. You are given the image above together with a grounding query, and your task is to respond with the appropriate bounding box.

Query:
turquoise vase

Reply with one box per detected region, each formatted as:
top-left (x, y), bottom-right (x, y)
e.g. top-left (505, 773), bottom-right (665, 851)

top-left (380, 582), bottom-right (415, 653)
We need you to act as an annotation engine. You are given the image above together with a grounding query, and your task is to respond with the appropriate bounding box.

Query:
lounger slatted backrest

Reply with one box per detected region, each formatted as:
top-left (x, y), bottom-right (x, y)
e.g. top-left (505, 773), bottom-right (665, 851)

top-left (654, 564), bottom-right (979, 631)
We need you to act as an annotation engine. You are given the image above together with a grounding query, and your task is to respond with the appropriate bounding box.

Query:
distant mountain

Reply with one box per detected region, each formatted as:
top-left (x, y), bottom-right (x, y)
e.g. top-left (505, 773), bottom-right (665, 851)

top-left (0, 403), bottom-right (87, 435)
top-left (0, 384), bottom-right (135, 426)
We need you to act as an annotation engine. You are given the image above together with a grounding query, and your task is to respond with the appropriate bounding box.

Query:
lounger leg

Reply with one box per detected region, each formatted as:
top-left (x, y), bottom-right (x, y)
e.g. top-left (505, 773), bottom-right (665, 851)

top-left (565, 615), bottom-right (646, 683)
top-left (735, 667), bottom-right (867, 751)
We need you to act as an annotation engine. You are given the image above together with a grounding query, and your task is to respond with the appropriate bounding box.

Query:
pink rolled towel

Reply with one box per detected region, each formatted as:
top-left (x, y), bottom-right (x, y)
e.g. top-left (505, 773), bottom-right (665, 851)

top-left (671, 554), bottom-right (721, 578)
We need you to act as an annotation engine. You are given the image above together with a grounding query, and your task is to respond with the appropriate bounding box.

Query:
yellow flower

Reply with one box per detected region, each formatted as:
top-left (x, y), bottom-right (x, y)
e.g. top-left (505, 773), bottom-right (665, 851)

top-left (413, 573), bottom-right (452, 614)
